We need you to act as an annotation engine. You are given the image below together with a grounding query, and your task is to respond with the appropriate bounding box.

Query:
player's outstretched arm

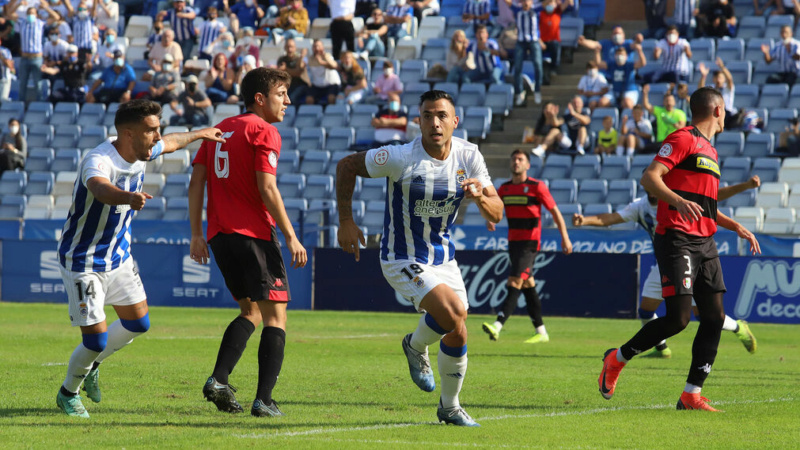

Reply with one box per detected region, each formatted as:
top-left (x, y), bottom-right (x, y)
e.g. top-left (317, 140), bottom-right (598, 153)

top-left (160, 127), bottom-right (226, 155)
top-left (549, 206), bottom-right (573, 254)
top-left (718, 175), bottom-right (760, 201)
top-left (188, 165), bottom-right (210, 265)
top-left (642, 161), bottom-right (703, 223)
top-left (572, 212), bottom-right (624, 227)
top-left (336, 152), bottom-right (370, 261)
top-left (87, 177), bottom-right (152, 209)
top-left (717, 210), bottom-right (761, 255)
top-left (257, 171), bottom-right (308, 269)
top-left (463, 180), bottom-right (503, 223)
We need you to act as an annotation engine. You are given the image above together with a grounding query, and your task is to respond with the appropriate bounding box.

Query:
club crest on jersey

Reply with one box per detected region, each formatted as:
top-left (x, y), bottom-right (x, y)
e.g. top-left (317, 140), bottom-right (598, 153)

top-left (683, 277), bottom-right (692, 289)
top-left (523, 186), bottom-right (529, 193)
top-left (79, 303), bottom-right (88, 317)
top-left (658, 143), bottom-right (673, 157)
top-left (456, 168), bottom-right (466, 184)
top-left (696, 157), bottom-right (720, 176)
top-left (374, 148), bottom-right (389, 166)
top-left (413, 276), bottom-right (425, 288)
top-left (268, 151), bottom-right (278, 168)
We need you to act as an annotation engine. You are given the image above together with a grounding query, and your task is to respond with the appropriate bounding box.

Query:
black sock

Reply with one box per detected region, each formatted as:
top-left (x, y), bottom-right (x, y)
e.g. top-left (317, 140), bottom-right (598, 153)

top-left (256, 326), bottom-right (286, 404)
top-left (621, 295), bottom-right (692, 360)
top-left (91, 361), bottom-right (100, 371)
top-left (60, 386), bottom-right (77, 397)
top-left (522, 287), bottom-right (544, 328)
top-left (656, 342), bottom-right (669, 351)
top-left (211, 316), bottom-right (256, 385)
top-left (497, 287), bottom-right (522, 324)
top-left (687, 294), bottom-right (725, 387)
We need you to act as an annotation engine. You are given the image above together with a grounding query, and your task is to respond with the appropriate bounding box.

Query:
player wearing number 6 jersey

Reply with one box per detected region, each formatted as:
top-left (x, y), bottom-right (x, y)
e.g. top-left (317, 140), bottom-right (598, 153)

top-left (336, 90), bottom-right (504, 427)
top-left (55, 99), bottom-right (225, 418)
top-left (597, 87), bottom-right (761, 412)
top-left (189, 68), bottom-right (307, 418)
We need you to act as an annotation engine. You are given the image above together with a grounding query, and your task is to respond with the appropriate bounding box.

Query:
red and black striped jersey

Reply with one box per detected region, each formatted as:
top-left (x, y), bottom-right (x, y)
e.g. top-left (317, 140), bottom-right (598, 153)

top-left (653, 126), bottom-right (720, 237)
top-left (497, 177), bottom-right (556, 247)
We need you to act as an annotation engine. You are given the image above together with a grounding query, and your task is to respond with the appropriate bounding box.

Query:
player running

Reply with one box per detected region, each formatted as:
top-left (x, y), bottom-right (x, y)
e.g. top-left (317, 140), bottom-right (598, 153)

top-left (482, 149), bottom-right (573, 344)
top-left (597, 87), bottom-right (761, 412)
top-left (336, 90), bottom-right (503, 427)
top-left (189, 68), bottom-right (307, 417)
top-left (573, 177), bottom-right (760, 357)
top-left (56, 99), bottom-right (225, 418)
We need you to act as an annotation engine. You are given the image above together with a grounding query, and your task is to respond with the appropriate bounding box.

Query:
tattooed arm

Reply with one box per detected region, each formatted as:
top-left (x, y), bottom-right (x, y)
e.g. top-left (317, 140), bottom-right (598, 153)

top-left (336, 152), bottom-right (371, 261)
top-left (160, 127), bottom-right (225, 154)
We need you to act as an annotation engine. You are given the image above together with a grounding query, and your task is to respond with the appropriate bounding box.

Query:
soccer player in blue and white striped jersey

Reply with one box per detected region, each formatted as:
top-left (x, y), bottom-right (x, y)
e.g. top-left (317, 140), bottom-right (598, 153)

top-left (761, 25), bottom-right (800, 86)
top-left (336, 90), bottom-right (503, 427)
top-left (55, 100), bottom-right (226, 418)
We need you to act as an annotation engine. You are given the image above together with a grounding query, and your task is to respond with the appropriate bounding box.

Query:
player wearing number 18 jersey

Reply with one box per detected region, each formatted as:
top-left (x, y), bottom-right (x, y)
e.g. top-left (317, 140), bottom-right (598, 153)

top-left (597, 87), bottom-right (761, 412)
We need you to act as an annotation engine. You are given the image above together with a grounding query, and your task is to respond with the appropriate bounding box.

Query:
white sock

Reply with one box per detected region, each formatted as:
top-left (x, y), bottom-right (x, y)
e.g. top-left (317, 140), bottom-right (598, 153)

top-left (615, 146), bottom-right (624, 156)
top-left (722, 315), bottom-right (738, 332)
top-left (615, 348), bottom-right (629, 364)
top-left (535, 325), bottom-right (547, 336)
top-left (576, 145), bottom-right (585, 154)
top-left (438, 343), bottom-right (467, 409)
top-left (493, 321), bottom-right (503, 331)
top-left (410, 313), bottom-right (445, 353)
top-left (63, 344), bottom-right (101, 393)
top-left (626, 147), bottom-right (635, 156)
top-left (95, 320), bottom-right (144, 364)
top-left (684, 383), bottom-right (702, 394)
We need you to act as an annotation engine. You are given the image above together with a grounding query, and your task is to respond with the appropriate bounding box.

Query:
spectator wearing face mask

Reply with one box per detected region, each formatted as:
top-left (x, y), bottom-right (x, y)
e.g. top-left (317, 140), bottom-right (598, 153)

top-left (48, 45), bottom-right (91, 103)
top-left (371, 91), bottom-right (407, 145)
top-left (0, 118), bottom-right (25, 174)
top-left (224, 0), bottom-right (265, 37)
top-left (170, 75), bottom-right (212, 126)
top-left (272, 0), bottom-right (308, 44)
top-left (578, 26), bottom-right (643, 67)
top-left (233, 27), bottom-right (260, 70)
top-left (157, 0), bottom-right (198, 59)
top-left (596, 44), bottom-right (646, 110)
top-left (146, 29), bottom-right (183, 81)
top-left (86, 49), bottom-right (136, 104)
top-left (366, 60), bottom-right (403, 104)
top-left (95, 0), bottom-right (120, 37)
top-left (649, 25), bottom-right (692, 84)
top-left (146, 53), bottom-right (179, 104)
top-left (198, 6), bottom-right (227, 61)
top-left (65, 0), bottom-right (98, 62)
top-left (204, 32), bottom-right (236, 63)
top-left (761, 25), bottom-right (800, 86)
top-left (576, 60), bottom-right (610, 111)
top-left (42, 27), bottom-right (70, 81)
top-left (94, 29), bottom-right (125, 70)
top-left (18, 7), bottom-right (47, 102)
top-left (385, 0), bottom-right (414, 40)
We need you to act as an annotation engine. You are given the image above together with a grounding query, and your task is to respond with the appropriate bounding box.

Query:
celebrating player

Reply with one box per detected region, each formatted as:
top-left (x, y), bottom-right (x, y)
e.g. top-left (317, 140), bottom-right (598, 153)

top-left (56, 99), bottom-right (225, 418)
top-left (597, 87), bottom-right (761, 412)
top-left (482, 149), bottom-right (573, 344)
top-left (188, 68), bottom-right (307, 418)
top-left (573, 177), bottom-right (760, 357)
top-left (336, 90), bottom-right (503, 426)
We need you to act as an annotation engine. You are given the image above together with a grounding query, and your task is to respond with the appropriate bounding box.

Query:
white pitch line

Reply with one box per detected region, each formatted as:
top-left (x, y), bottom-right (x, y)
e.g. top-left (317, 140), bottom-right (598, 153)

top-left (146, 333), bottom-right (393, 341)
top-left (41, 362), bottom-right (67, 366)
top-left (235, 397), bottom-right (796, 440)
top-left (309, 438), bottom-right (535, 448)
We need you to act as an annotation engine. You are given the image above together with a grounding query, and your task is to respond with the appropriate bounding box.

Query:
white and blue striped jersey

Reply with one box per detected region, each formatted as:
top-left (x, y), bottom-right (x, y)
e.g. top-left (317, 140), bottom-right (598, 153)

top-left (198, 19), bottom-right (225, 53)
top-left (656, 37), bottom-right (691, 76)
top-left (20, 18), bottom-right (45, 54)
top-left (164, 7), bottom-right (197, 41)
top-left (467, 38), bottom-right (501, 72)
top-left (0, 46), bottom-right (12, 80)
top-left (770, 39), bottom-right (800, 74)
top-left (513, 6), bottom-right (540, 42)
top-left (365, 137), bottom-right (492, 266)
top-left (58, 139), bottom-right (164, 273)
top-left (617, 196), bottom-right (657, 240)
top-left (463, 0), bottom-right (491, 26)
top-left (672, 0), bottom-right (695, 25)
top-left (71, 16), bottom-right (95, 49)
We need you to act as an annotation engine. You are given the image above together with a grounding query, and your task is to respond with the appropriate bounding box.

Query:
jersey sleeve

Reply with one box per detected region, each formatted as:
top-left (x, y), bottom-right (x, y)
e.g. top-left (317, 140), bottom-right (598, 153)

top-left (365, 145), bottom-right (406, 180)
top-left (193, 141), bottom-right (209, 166)
top-left (537, 182), bottom-right (557, 210)
top-left (466, 148), bottom-right (492, 191)
top-left (253, 124), bottom-right (281, 175)
top-left (653, 130), bottom-right (691, 170)
top-left (81, 153), bottom-right (113, 185)
top-left (616, 198), bottom-right (642, 223)
top-left (148, 140), bottom-right (165, 161)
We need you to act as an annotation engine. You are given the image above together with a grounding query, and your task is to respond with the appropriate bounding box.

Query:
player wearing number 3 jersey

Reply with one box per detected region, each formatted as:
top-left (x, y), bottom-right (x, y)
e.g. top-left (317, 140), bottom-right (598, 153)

top-left (55, 99), bottom-right (226, 418)
top-left (336, 90), bottom-right (504, 426)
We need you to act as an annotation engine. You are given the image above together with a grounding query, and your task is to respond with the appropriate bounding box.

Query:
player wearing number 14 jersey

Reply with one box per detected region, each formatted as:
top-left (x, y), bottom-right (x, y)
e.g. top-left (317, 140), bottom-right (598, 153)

top-left (336, 90), bottom-right (504, 426)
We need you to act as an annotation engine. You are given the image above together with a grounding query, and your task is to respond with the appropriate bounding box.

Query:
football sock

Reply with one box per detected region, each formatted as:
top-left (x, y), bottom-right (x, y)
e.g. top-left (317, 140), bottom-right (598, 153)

top-left (615, 348), bottom-right (629, 364)
top-left (211, 316), bottom-right (255, 385)
top-left (722, 315), bottom-right (738, 332)
top-left (95, 319), bottom-right (146, 364)
top-left (687, 310), bottom-right (723, 388)
top-left (410, 313), bottom-right (447, 353)
top-left (63, 343), bottom-right (102, 394)
top-left (684, 383), bottom-right (702, 394)
top-left (621, 294), bottom-right (692, 360)
top-left (535, 325), bottom-right (548, 337)
top-left (438, 342), bottom-right (467, 409)
top-left (497, 286), bottom-right (522, 325)
top-left (639, 309), bottom-right (667, 349)
top-left (256, 326), bottom-right (285, 404)
top-left (522, 287), bottom-right (544, 328)
top-left (492, 321), bottom-right (504, 331)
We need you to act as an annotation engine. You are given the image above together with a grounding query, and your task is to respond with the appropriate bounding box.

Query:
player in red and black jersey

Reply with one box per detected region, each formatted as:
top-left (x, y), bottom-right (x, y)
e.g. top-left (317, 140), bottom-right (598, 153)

top-left (188, 68), bottom-right (308, 417)
top-left (482, 149), bottom-right (573, 343)
top-left (598, 87), bottom-right (761, 412)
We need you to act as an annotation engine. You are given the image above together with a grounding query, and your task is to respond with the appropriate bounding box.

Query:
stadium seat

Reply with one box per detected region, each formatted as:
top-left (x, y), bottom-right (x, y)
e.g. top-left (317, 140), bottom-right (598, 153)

top-left (27, 125), bottom-right (54, 148)
top-left (766, 14), bottom-right (794, 39)
top-left (462, 106), bottom-right (492, 140)
top-left (577, 179), bottom-right (608, 204)
top-left (50, 149), bottom-right (81, 173)
top-left (629, 154), bottom-right (653, 179)
top-left (758, 84), bottom-right (789, 109)
top-left (350, 104), bottom-right (379, 129)
top-left (299, 150), bottom-right (331, 174)
top-left (571, 155), bottom-right (601, 179)
top-left (393, 37), bottom-right (421, 60)
top-left (284, 197), bottom-right (310, 224)
top-left (433, 82), bottom-right (459, 103)
top-left (294, 104), bottom-right (324, 128)
top-left (733, 84), bottom-right (759, 110)
top-left (599, 155), bottom-right (630, 179)
top-left (606, 179), bottom-right (637, 205)
top-left (458, 84), bottom-right (486, 108)
top-left (559, 203), bottom-right (582, 227)
top-left (778, 158), bottom-right (800, 183)
top-left (82, 125), bottom-right (108, 148)
top-left (0, 101), bottom-right (25, 124)
top-left (297, 128), bottom-right (326, 153)
top-left (715, 131), bottom-right (745, 158)
top-left (103, 103), bottom-right (120, 127)
top-left (715, 38), bottom-right (744, 61)
top-left (23, 194), bottom-right (54, 219)
top-left (691, 38), bottom-right (715, 62)
top-left (0, 194), bottom-right (26, 218)
top-left (24, 101), bottom-right (53, 125)
top-left (53, 171), bottom-right (78, 196)
top-left (721, 156), bottom-right (752, 184)
top-left (305, 174), bottom-right (335, 199)
top-left (279, 127), bottom-right (299, 151)
top-left (737, 16), bottom-right (766, 39)
top-left (765, 108), bottom-right (796, 134)
top-left (24, 171), bottom-right (55, 196)
top-left (321, 103), bottom-right (350, 128)
top-left (762, 207), bottom-right (795, 234)
top-left (541, 155), bottom-right (573, 179)
top-left (25, 148), bottom-right (55, 172)
top-left (752, 157), bottom-right (781, 182)
top-left (162, 196), bottom-right (189, 220)
top-left (734, 206), bottom-right (764, 232)
top-left (528, 155), bottom-right (543, 178)
top-left (399, 59), bottom-right (428, 85)
top-left (400, 82), bottom-right (429, 108)
top-left (162, 173), bottom-right (191, 198)
top-left (305, 198), bottom-right (337, 229)
top-left (362, 200), bottom-right (385, 234)
top-left (753, 60), bottom-right (780, 85)
top-left (161, 149), bottom-right (190, 174)
top-left (278, 173), bottom-right (306, 198)
top-left (421, 37), bottom-right (448, 60)
top-left (560, 17), bottom-right (584, 48)
top-left (51, 102), bottom-right (79, 125)
top-left (788, 183), bottom-right (800, 208)
top-left (0, 171), bottom-right (26, 195)
top-left (549, 178), bottom-right (578, 204)
top-left (756, 182), bottom-right (789, 208)
top-left (327, 150), bottom-right (353, 176)
top-left (135, 196), bottom-right (165, 220)
top-left (788, 84), bottom-right (800, 109)
top-left (326, 127), bottom-right (355, 152)
top-left (743, 133), bottom-right (774, 158)
top-left (52, 125), bottom-right (81, 149)
top-left (583, 202), bottom-right (612, 216)
top-left (722, 188), bottom-right (755, 207)
top-left (125, 15), bottom-right (153, 38)
top-left (485, 84), bottom-right (513, 117)
top-left (579, 0), bottom-right (605, 26)
top-left (359, 177), bottom-right (387, 201)
top-left (725, 60), bottom-right (752, 86)
top-left (590, 108), bottom-right (618, 134)
top-left (279, 149), bottom-right (300, 172)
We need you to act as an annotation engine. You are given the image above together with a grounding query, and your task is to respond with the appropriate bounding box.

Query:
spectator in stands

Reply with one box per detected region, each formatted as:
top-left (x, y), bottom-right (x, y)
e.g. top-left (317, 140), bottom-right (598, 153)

top-left (41, 0), bottom-right (69, 23)
top-left (233, 27), bottom-right (260, 70)
top-left (158, 0), bottom-right (198, 58)
top-left (203, 31), bottom-right (236, 62)
top-left (198, 6), bottom-right (227, 61)
top-left (462, 0), bottom-right (493, 39)
top-left (672, 0), bottom-right (698, 39)
top-left (773, 0), bottom-right (800, 25)
top-left (558, 95), bottom-right (590, 155)
top-left (357, 7), bottom-right (388, 58)
top-left (146, 20), bottom-right (163, 59)
top-left (169, 74), bottom-right (212, 126)
top-left (385, 0), bottom-right (413, 40)
top-left (408, 0), bottom-right (439, 22)
top-left (620, 104), bottom-right (653, 156)
top-left (64, 0), bottom-right (97, 62)
top-left (355, 0), bottom-right (378, 18)
top-left (697, 0), bottom-right (736, 38)
top-left (0, 37), bottom-right (13, 102)
top-left (578, 26), bottom-right (644, 66)
top-left (577, 60), bottom-right (610, 110)
top-left (698, 57), bottom-right (740, 129)
top-left (42, 27), bottom-right (70, 81)
top-left (504, 0), bottom-right (541, 105)
top-left (669, 82), bottom-right (691, 119)
top-left (642, 0), bottom-right (667, 39)
top-left (641, 83), bottom-right (686, 144)
top-left (17, 6), bottom-right (47, 102)
top-left (95, 0), bottom-right (120, 38)
top-left (367, 60), bottom-right (403, 103)
top-left (306, 38), bottom-right (340, 105)
top-left (0, 118), bottom-right (26, 173)
top-left (761, 25), bottom-right (800, 86)
top-left (539, 0), bottom-right (573, 82)
top-left (597, 44), bottom-right (646, 110)
top-left (445, 30), bottom-right (474, 83)
top-left (276, 37), bottom-right (310, 105)
top-left (205, 52), bottom-right (240, 104)
top-left (272, 0), bottom-right (309, 44)
top-left (649, 25), bottom-right (692, 84)
top-left (146, 53), bottom-right (179, 104)
top-left (530, 102), bottom-right (565, 157)
top-left (224, 0), bottom-right (264, 37)
top-left (595, 116), bottom-right (617, 155)
top-left (48, 44), bottom-right (91, 103)
top-left (94, 29), bottom-right (125, 70)
top-left (329, 0), bottom-right (357, 61)
top-left (146, 29), bottom-right (183, 82)
top-left (337, 51), bottom-right (368, 104)
top-left (778, 117), bottom-right (800, 156)
top-left (86, 49), bottom-right (136, 104)
top-left (235, 54), bottom-right (258, 88)
top-left (466, 24), bottom-right (506, 86)
top-left (371, 91), bottom-right (408, 145)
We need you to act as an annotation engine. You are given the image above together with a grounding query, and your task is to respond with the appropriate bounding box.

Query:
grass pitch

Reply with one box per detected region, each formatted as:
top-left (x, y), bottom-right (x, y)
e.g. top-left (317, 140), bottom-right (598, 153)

top-left (1, 302), bottom-right (799, 449)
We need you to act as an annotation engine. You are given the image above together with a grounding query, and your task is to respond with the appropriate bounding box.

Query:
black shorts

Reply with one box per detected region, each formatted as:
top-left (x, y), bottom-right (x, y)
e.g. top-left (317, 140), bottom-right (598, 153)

top-left (654, 229), bottom-right (726, 299)
top-left (209, 230), bottom-right (290, 303)
top-left (508, 240), bottom-right (539, 280)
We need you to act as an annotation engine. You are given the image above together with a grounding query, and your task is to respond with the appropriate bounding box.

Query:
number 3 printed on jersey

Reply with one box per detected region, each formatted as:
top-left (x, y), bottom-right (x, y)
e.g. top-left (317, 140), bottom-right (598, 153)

top-left (214, 132), bottom-right (236, 178)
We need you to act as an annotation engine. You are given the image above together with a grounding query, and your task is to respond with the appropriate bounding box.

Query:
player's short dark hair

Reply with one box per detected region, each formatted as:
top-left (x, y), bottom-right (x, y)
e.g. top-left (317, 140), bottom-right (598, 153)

top-left (419, 90), bottom-right (455, 108)
top-left (241, 67), bottom-right (291, 108)
top-left (475, 24), bottom-right (488, 34)
top-left (511, 148), bottom-right (530, 161)
top-left (690, 86), bottom-right (724, 119)
top-left (115, 99), bottom-right (162, 129)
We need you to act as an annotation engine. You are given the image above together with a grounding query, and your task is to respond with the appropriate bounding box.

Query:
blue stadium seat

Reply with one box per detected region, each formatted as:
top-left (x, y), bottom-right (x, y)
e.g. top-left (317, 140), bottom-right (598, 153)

top-left (52, 125), bottom-right (81, 149)
top-left (27, 125), bottom-right (54, 148)
top-left (788, 84), bottom-right (800, 109)
top-left (354, 127), bottom-right (375, 145)
top-left (0, 194), bottom-right (26, 218)
top-left (24, 102), bottom-right (53, 125)
top-left (606, 179), bottom-right (637, 205)
top-left (485, 84), bottom-right (513, 117)
top-left (453, 129), bottom-right (468, 140)
top-left (733, 84), bottom-right (759, 110)
top-left (462, 106), bottom-right (492, 140)
top-left (299, 150), bottom-right (331, 174)
top-left (721, 189), bottom-right (755, 207)
top-left (571, 155), bottom-right (601, 179)
top-left (715, 38), bottom-right (744, 61)
top-left (560, 17), bottom-right (584, 48)
top-left (278, 173), bottom-right (306, 198)
top-left (743, 133), bottom-right (774, 158)
top-left (433, 82), bottom-right (459, 103)
top-left (559, 203), bottom-right (582, 227)
top-left (162, 173), bottom-right (191, 198)
top-left (51, 102), bottom-right (79, 125)
top-left (50, 149), bottom-right (81, 172)
top-left (421, 38), bottom-right (448, 61)
top-left (82, 125), bottom-right (108, 148)
top-left (715, 131), bottom-right (745, 158)
top-left (350, 104), bottom-right (379, 128)
top-left (528, 154), bottom-right (543, 178)
top-left (294, 104), bottom-right (323, 128)
top-left (279, 150), bottom-right (300, 172)
top-left (282, 198), bottom-right (308, 224)
top-left (629, 154), bottom-right (653, 179)
top-left (399, 59), bottom-right (427, 85)
top-left (0, 101), bottom-right (25, 124)
top-left (752, 61), bottom-right (780, 85)
top-left (77, 103), bottom-right (106, 127)
top-left (549, 178), bottom-right (578, 204)
top-left (326, 127), bottom-right (355, 152)
top-left (599, 155), bottom-right (630, 179)
top-left (645, 83), bottom-right (670, 106)
top-left (103, 103), bottom-right (120, 127)
top-left (751, 157), bottom-right (781, 182)
top-left (136, 196), bottom-right (165, 220)
top-left (590, 108), bottom-right (618, 133)
top-left (24, 171), bottom-right (55, 196)
top-left (583, 202), bottom-right (612, 216)
top-left (766, 108), bottom-right (796, 134)
top-left (305, 198), bottom-right (337, 228)
top-left (766, 15), bottom-right (794, 39)
top-left (737, 16), bottom-right (766, 39)
top-left (690, 38), bottom-right (715, 62)
top-left (321, 103), bottom-right (350, 128)
top-left (163, 197), bottom-right (189, 220)
top-left (578, 0), bottom-right (604, 26)
top-left (401, 82), bottom-right (430, 108)
top-left (297, 127), bottom-right (326, 153)
top-left (305, 174), bottom-right (335, 199)
top-left (362, 200), bottom-right (385, 234)
top-left (25, 148), bottom-right (55, 172)
top-left (541, 154), bottom-right (573, 179)
top-left (0, 171), bottom-right (26, 195)
top-left (457, 84), bottom-right (486, 107)
top-left (279, 127), bottom-right (299, 151)
top-left (359, 177), bottom-right (387, 201)
top-left (745, 38), bottom-right (772, 63)
top-left (577, 179), bottom-right (608, 204)
top-left (722, 156), bottom-right (752, 184)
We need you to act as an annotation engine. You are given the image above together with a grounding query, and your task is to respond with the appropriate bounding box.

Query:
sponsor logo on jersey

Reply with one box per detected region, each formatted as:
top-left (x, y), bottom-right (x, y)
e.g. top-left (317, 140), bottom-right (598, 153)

top-left (412, 175), bottom-right (425, 184)
top-left (658, 143), bottom-right (672, 157)
top-left (182, 255), bottom-right (210, 283)
top-left (274, 279), bottom-right (283, 288)
top-left (503, 195), bottom-right (528, 205)
top-left (523, 186), bottom-right (529, 193)
top-left (735, 260), bottom-right (800, 319)
top-left (414, 198), bottom-right (457, 217)
top-left (696, 156), bottom-right (720, 176)
top-left (373, 148), bottom-right (389, 165)
top-left (698, 363), bottom-right (712, 374)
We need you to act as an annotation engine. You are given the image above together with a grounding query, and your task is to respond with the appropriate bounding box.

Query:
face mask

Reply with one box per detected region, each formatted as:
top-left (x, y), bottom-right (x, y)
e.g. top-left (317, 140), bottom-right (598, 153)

top-left (50, 0), bottom-right (58, 4)
top-left (78, 11), bottom-right (88, 20)
top-left (104, 0), bottom-right (111, 3)
top-left (245, 0), bottom-right (253, 6)
top-left (8, 125), bottom-right (18, 135)
top-left (389, 100), bottom-right (400, 111)
top-left (396, 0), bottom-right (406, 6)
top-left (544, 4), bottom-right (555, 13)
top-left (616, 55), bottom-right (626, 66)
top-left (784, 37), bottom-right (793, 44)
top-left (383, 68), bottom-right (393, 76)
top-left (69, 55), bottom-right (78, 63)
top-left (222, 40), bottom-right (232, 48)
top-left (612, 34), bottom-right (623, 45)
top-left (163, 62), bottom-right (173, 71)
top-left (667, 33), bottom-right (678, 44)
top-left (107, 35), bottom-right (115, 44)
top-left (188, 83), bottom-right (197, 92)
top-left (588, 68), bottom-right (598, 77)
top-left (343, 62), bottom-right (352, 70)
top-left (27, 14), bottom-right (36, 24)
top-left (49, 35), bottom-right (58, 42)
top-left (114, 57), bottom-right (124, 66)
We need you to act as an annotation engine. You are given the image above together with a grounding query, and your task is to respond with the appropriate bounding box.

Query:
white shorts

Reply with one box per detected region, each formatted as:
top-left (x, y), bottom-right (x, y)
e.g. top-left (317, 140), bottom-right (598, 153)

top-left (381, 258), bottom-right (469, 312)
top-left (641, 263), bottom-right (697, 306)
top-left (60, 257), bottom-right (147, 327)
